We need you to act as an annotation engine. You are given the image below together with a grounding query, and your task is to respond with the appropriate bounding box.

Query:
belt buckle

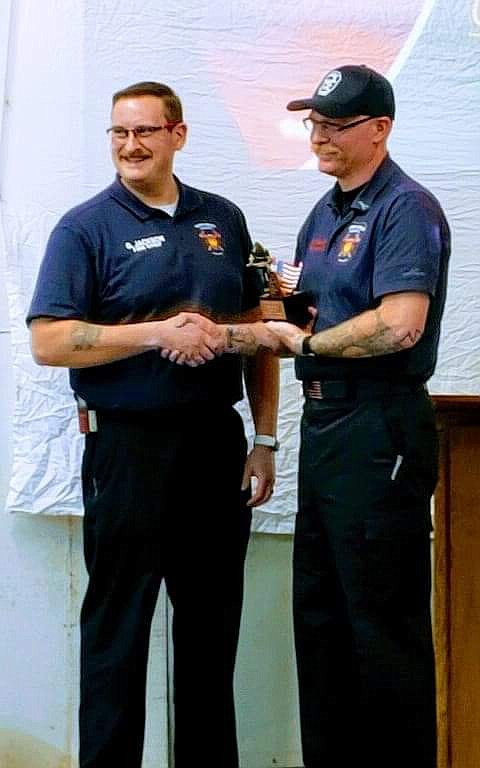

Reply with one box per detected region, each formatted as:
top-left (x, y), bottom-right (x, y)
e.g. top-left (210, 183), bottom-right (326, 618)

top-left (306, 381), bottom-right (323, 400)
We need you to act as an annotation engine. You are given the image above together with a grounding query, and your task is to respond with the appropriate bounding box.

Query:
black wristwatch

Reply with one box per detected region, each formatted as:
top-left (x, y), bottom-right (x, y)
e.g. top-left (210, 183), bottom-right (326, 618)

top-left (302, 335), bottom-right (314, 355)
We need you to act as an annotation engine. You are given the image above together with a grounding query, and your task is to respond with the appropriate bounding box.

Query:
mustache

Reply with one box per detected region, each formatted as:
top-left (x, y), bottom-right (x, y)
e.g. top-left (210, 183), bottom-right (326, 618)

top-left (120, 151), bottom-right (150, 160)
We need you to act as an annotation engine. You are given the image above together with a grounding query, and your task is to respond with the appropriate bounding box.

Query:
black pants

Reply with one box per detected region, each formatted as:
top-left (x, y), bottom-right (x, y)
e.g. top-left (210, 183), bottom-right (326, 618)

top-left (294, 387), bottom-right (438, 768)
top-left (79, 405), bottom-right (251, 768)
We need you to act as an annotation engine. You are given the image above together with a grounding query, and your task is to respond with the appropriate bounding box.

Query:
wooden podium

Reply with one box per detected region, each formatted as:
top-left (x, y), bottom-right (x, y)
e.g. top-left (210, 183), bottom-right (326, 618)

top-left (433, 396), bottom-right (480, 768)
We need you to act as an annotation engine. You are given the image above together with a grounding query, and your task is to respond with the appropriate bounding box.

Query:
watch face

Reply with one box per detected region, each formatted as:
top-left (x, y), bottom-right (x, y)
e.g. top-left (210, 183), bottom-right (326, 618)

top-left (254, 436), bottom-right (279, 451)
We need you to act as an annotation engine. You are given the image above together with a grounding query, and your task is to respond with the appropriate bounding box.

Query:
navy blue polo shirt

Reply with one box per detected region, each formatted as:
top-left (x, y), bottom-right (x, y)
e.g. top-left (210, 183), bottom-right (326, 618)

top-left (28, 177), bottom-right (261, 410)
top-left (295, 155), bottom-right (450, 383)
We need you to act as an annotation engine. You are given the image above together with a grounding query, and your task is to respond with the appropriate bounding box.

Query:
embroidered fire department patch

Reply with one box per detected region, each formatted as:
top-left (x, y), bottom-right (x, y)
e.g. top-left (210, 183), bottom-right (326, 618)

top-left (337, 222), bottom-right (367, 263)
top-left (194, 222), bottom-right (224, 255)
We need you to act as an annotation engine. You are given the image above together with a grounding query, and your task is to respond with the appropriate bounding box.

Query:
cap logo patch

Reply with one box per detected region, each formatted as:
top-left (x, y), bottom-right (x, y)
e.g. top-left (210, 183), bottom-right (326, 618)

top-left (194, 222), bottom-right (225, 255)
top-left (317, 70), bottom-right (342, 96)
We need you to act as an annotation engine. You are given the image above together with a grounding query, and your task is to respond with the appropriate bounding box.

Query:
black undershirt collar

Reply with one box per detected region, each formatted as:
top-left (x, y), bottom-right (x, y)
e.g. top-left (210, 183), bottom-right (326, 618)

top-left (332, 182), bottom-right (367, 218)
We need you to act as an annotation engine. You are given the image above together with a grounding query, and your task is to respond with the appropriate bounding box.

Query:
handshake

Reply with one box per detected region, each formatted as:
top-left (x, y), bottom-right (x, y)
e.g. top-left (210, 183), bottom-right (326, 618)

top-left (153, 311), bottom-right (286, 367)
top-left (148, 245), bottom-right (314, 366)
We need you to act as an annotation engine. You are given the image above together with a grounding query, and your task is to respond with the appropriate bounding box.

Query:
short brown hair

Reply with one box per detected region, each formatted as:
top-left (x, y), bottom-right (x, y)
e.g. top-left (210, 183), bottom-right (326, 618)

top-left (112, 82), bottom-right (183, 122)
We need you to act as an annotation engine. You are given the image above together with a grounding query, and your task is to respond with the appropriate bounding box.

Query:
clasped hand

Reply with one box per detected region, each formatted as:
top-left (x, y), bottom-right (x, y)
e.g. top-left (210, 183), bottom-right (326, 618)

top-left (158, 313), bottom-right (283, 366)
top-left (157, 312), bottom-right (225, 367)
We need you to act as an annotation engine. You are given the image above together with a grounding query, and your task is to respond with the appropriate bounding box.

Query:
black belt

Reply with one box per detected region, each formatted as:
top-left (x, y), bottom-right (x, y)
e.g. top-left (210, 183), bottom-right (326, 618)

top-left (303, 379), bottom-right (425, 401)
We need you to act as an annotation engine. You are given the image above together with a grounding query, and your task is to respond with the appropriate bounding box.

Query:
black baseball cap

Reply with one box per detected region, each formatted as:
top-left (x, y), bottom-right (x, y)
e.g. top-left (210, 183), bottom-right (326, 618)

top-left (287, 64), bottom-right (395, 119)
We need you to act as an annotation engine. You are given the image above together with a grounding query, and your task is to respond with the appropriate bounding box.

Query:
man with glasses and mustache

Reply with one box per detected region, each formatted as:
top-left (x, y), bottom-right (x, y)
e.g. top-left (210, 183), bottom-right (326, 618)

top-left (265, 65), bottom-right (450, 768)
top-left (27, 81), bottom-right (279, 768)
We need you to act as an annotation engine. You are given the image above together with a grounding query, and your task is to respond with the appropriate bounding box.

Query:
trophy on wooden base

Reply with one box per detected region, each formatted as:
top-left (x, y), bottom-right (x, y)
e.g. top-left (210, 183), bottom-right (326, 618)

top-left (247, 242), bottom-right (313, 326)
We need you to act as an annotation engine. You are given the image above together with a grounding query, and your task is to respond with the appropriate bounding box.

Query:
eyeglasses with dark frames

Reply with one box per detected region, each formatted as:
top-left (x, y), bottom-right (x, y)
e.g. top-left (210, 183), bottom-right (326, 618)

top-left (302, 116), bottom-right (374, 137)
top-left (106, 123), bottom-right (182, 140)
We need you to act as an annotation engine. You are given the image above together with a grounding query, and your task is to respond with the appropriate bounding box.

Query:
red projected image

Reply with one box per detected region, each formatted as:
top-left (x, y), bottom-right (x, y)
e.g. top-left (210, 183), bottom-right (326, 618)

top-left (203, 0), bottom-right (435, 167)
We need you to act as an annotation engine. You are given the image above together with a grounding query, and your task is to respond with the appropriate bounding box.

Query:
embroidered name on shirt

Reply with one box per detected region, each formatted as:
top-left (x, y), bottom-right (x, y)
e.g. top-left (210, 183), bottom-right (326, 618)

top-left (125, 235), bottom-right (166, 253)
top-left (309, 237), bottom-right (328, 252)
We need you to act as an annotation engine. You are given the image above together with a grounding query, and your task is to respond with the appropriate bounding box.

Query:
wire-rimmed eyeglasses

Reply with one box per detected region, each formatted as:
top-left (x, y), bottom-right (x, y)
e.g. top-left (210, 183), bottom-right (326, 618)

top-left (302, 116), bottom-right (374, 137)
top-left (106, 123), bottom-right (181, 141)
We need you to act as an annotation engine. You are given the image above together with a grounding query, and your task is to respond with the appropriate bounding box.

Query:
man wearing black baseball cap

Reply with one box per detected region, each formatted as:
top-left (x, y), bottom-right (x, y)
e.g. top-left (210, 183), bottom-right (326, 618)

top-left (287, 63), bottom-right (395, 119)
top-left (267, 64), bottom-right (450, 768)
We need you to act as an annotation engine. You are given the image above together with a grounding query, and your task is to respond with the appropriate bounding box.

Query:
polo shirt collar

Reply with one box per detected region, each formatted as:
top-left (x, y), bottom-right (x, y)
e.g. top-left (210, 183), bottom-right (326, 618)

top-left (108, 175), bottom-right (203, 220)
top-left (352, 155), bottom-right (397, 212)
top-left (327, 154), bottom-right (397, 215)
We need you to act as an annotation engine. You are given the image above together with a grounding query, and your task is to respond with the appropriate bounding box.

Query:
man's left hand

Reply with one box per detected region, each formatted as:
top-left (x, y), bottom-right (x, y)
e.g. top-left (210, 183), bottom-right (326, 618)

top-left (265, 321), bottom-right (307, 355)
top-left (241, 446), bottom-right (275, 507)
top-left (266, 306), bottom-right (316, 355)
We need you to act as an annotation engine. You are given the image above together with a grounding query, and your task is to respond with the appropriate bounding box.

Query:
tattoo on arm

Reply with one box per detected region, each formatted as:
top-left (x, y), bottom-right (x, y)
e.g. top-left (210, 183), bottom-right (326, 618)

top-left (398, 328), bottom-right (423, 347)
top-left (225, 325), bottom-right (271, 355)
top-left (71, 323), bottom-right (102, 352)
top-left (225, 326), bottom-right (257, 355)
top-left (309, 309), bottom-right (423, 358)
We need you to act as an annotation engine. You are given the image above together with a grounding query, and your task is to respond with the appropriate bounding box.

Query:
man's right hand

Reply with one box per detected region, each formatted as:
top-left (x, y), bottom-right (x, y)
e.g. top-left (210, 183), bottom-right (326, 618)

top-left (155, 312), bottom-right (224, 366)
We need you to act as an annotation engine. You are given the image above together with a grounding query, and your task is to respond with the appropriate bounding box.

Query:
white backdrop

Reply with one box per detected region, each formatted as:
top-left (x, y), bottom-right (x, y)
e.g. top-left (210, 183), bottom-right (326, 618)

top-left (2, 0), bottom-right (480, 528)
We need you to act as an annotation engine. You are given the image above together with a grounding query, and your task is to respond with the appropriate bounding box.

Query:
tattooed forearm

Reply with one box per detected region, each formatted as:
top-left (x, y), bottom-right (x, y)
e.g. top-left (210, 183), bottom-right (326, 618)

top-left (308, 309), bottom-right (423, 358)
top-left (225, 326), bottom-right (260, 355)
top-left (399, 328), bottom-right (423, 346)
top-left (71, 323), bottom-right (102, 352)
top-left (224, 325), bottom-right (276, 355)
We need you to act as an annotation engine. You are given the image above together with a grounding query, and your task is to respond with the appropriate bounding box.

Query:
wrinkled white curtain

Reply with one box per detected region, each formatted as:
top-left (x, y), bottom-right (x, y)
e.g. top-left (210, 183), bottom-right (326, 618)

top-left (3, 0), bottom-right (480, 525)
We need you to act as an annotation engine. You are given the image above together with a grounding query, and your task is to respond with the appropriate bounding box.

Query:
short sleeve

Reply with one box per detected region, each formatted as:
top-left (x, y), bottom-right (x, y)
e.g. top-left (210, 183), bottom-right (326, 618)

top-left (27, 223), bottom-right (96, 324)
top-left (373, 191), bottom-right (447, 300)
